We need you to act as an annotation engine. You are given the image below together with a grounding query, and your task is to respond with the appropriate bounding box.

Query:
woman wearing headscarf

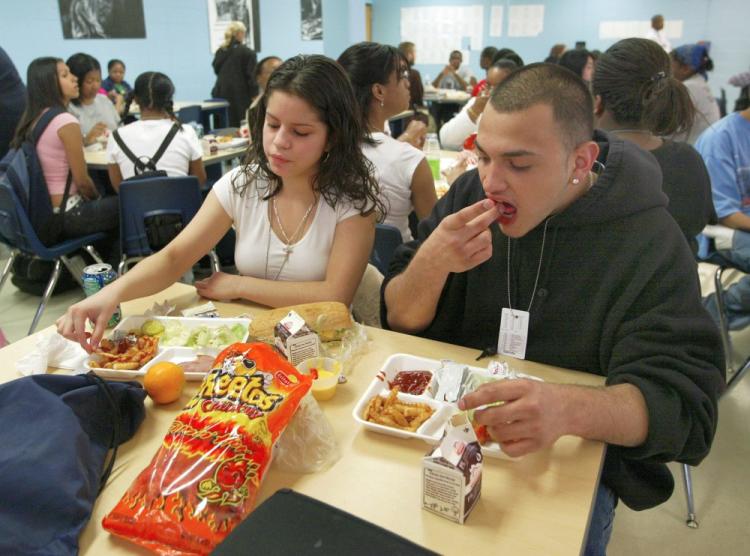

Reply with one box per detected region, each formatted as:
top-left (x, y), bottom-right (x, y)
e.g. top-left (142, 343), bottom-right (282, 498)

top-left (211, 21), bottom-right (258, 127)
top-left (671, 43), bottom-right (721, 143)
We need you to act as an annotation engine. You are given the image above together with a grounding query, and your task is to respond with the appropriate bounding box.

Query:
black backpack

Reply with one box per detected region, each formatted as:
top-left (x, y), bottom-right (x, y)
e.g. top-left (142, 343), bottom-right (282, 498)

top-left (0, 107), bottom-right (73, 246)
top-left (112, 122), bottom-right (181, 181)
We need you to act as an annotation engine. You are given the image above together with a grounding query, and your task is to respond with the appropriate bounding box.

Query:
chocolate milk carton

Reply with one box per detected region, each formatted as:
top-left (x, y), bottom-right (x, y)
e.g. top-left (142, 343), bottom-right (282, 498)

top-left (422, 413), bottom-right (483, 524)
top-left (273, 310), bottom-right (320, 365)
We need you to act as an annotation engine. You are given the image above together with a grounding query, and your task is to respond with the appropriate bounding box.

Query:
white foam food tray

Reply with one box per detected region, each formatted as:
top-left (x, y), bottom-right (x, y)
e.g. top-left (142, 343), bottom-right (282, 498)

top-left (352, 353), bottom-right (542, 460)
top-left (85, 315), bottom-right (250, 380)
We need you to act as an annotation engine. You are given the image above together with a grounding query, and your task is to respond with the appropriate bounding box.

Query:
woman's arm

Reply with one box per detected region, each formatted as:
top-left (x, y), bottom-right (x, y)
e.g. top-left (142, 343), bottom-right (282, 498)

top-left (410, 158), bottom-right (438, 220)
top-left (195, 212), bottom-right (376, 307)
top-left (190, 158), bottom-right (207, 186)
top-left (58, 122), bottom-right (98, 199)
top-left (108, 163), bottom-right (123, 192)
top-left (57, 191), bottom-right (233, 350)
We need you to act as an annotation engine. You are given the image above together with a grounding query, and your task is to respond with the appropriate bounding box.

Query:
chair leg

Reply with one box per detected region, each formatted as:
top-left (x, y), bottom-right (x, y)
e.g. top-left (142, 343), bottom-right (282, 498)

top-left (0, 249), bottom-right (18, 295)
top-left (28, 259), bottom-right (62, 335)
top-left (60, 254), bottom-right (85, 288)
top-left (713, 267), bottom-right (734, 374)
top-left (118, 256), bottom-right (128, 276)
top-left (209, 249), bottom-right (221, 273)
top-left (681, 464), bottom-right (699, 529)
top-left (83, 244), bottom-right (104, 264)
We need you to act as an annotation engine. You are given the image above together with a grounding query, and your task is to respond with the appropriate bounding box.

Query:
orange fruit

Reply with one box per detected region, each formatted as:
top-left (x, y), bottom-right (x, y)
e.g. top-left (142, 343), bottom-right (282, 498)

top-left (144, 362), bottom-right (185, 404)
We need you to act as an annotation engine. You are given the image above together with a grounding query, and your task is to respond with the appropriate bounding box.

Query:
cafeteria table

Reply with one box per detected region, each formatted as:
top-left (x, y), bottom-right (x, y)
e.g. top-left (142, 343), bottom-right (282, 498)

top-left (84, 145), bottom-right (247, 171)
top-left (127, 100), bottom-right (230, 130)
top-left (0, 283), bottom-right (605, 555)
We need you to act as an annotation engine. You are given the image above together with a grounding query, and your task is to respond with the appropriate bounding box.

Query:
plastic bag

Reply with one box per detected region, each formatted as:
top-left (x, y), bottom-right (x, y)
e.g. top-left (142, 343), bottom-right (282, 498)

top-left (318, 321), bottom-right (369, 378)
top-left (273, 394), bottom-right (339, 473)
top-left (102, 343), bottom-right (312, 555)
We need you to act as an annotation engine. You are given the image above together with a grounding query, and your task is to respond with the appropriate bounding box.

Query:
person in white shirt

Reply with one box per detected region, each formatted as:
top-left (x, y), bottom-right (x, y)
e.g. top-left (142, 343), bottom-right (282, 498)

top-left (57, 55), bottom-right (384, 351)
top-left (646, 15), bottom-right (671, 53)
top-left (433, 50), bottom-right (475, 90)
top-left (66, 52), bottom-right (120, 146)
top-left (440, 60), bottom-right (517, 151)
top-left (339, 42), bottom-right (437, 242)
top-left (671, 43), bottom-right (721, 144)
top-left (106, 71), bottom-right (206, 189)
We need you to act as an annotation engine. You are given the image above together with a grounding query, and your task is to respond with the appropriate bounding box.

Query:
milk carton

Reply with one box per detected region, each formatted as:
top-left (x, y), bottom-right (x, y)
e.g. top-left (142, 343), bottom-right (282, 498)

top-left (273, 311), bottom-right (320, 366)
top-left (422, 413), bottom-right (482, 524)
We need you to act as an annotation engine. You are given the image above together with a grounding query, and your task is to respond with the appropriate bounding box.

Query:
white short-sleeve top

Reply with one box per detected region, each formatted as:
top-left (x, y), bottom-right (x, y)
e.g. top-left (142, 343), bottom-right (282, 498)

top-left (213, 167), bottom-right (361, 281)
top-left (362, 132), bottom-right (424, 241)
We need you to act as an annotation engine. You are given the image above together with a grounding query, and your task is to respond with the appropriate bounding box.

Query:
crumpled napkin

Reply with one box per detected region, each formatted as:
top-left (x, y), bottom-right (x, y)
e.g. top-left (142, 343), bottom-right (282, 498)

top-left (144, 300), bottom-right (177, 317)
top-left (15, 332), bottom-right (89, 376)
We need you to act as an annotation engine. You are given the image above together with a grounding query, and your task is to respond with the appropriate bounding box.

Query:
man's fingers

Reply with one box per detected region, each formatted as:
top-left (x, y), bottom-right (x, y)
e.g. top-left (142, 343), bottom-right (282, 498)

top-left (444, 199), bottom-right (498, 230)
top-left (458, 379), bottom-right (531, 410)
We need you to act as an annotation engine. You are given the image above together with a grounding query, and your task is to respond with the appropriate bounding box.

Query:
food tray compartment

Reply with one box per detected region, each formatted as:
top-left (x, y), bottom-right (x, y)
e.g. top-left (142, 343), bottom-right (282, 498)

top-left (353, 389), bottom-right (452, 442)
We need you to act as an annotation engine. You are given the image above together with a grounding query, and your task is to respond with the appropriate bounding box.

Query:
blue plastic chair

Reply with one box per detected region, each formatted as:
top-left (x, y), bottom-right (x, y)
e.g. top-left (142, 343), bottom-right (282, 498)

top-left (0, 182), bottom-right (105, 334)
top-left (117, 175), bottom-right (220, 275)
top-left (370, 223), bottom-right (403, 275)
top-left (202, 98), bottom-right (230, 131)
top-left (177, 104), bottom-right (202, 125)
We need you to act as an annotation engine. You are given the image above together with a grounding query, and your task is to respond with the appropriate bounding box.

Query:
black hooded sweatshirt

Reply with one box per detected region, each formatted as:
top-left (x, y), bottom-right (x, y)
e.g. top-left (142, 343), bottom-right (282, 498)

top-left (381, 131), bottom-right (725, 511)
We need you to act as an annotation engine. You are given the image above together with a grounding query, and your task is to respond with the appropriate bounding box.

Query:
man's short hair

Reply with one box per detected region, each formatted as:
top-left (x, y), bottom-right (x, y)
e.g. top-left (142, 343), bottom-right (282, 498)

top-left (651, 14), bottom-right (663, 25)
top-left (398, 41), bottom-right (415, 54)
top-left (490, 63), bottom-right (594, 151)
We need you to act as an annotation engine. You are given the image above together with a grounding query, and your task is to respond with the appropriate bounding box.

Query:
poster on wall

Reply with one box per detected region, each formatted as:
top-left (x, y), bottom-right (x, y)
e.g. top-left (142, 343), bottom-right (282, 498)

top-left (301, 0), bottom-right (323, 41)
top-left (207, 0), bottom-right (261, 53)
top-left (58, 0), bottom-right (146, 39)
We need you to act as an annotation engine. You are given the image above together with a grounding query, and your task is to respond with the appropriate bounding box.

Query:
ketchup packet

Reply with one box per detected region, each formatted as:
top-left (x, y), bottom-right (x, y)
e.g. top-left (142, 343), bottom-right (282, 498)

top-left (102, 342), bottom-right (312, 555)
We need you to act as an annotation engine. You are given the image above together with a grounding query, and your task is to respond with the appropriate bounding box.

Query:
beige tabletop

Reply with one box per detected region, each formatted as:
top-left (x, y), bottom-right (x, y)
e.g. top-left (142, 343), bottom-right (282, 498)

top-left (84, 145), bottom-right (248, 170)
top-left (127, 100), bottom-right (229, 116)
top-left (0, 283), bottom-right (604, 555)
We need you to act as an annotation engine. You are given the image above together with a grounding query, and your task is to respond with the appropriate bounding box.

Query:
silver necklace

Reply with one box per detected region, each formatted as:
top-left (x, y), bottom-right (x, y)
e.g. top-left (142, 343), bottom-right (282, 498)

top-left (506, 217), bottom-right (551, 313)
top-left (264, 196), bottom-right (316, 280)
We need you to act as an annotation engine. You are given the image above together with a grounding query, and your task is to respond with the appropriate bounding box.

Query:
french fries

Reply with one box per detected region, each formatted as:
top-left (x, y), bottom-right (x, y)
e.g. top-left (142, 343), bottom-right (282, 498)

top-left (93, 332), bottom-right (159, 370)
top-left (364, 388), bottom-right (434, 432)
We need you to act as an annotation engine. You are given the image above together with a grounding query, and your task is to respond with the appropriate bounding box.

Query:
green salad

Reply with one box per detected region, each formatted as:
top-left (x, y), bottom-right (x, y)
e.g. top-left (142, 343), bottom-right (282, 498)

top-left (140, 319), bottom-right (246, 348)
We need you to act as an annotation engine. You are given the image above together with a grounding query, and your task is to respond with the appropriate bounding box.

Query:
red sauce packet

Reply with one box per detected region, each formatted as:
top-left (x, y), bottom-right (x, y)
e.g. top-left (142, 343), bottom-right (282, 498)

top-left (102, 342), bottom-right (312, 555)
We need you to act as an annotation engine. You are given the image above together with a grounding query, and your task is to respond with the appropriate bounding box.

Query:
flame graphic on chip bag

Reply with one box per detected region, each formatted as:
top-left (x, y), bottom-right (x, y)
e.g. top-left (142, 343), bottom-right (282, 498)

top-left (102, 343), bottom-right (312, 555)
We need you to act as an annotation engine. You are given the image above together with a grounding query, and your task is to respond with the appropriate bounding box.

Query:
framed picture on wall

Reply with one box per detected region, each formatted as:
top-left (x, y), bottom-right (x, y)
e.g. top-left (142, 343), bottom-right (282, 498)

top-left (301, 0), bottom-right (323, 41)
top-left (58, 0), bottom-right (146, 39)
top-left (207, 0), bottom-right (261, 53)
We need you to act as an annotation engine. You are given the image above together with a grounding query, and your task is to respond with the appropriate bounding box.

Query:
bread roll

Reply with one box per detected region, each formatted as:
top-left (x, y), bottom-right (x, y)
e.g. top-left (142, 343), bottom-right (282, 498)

top-left (249, 302), bottom-right (353, 342)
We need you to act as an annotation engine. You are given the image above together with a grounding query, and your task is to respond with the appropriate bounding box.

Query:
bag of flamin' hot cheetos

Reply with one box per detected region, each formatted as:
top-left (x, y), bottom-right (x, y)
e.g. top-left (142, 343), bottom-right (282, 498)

top-left (102, 342), bottom-right (312, 555)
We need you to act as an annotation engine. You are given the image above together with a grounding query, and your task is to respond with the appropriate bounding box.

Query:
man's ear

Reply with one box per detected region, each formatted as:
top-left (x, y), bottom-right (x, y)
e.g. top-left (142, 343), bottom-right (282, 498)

top-left (571, 140), bottom-right (600, 182)
top-left (593, 94), bottom-right (604, 117)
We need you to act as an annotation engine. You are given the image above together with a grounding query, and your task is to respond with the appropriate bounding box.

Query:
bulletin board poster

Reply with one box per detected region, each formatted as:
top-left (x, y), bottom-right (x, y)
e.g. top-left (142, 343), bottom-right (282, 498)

top-left (207, 0), bottom-right (261, 53)
top-left (301, 0), bottom-right (323, 41)
top-left (59, 0), bottom-right (146, 39)
top-left (401, 5), bottom-right (484, 65)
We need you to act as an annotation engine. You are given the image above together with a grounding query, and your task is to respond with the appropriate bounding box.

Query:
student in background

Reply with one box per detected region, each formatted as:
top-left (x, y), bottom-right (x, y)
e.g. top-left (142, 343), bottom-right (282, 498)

top-left (101, 58), bottom-right (132, 107)
top-left (0, 46), bottom-right (26, 159)
top-left (440, 60), bottom-right (517, 151)
top-left (250, 56), bottom-right (282, 109)
top-left (66, 52), bottom-right (120, 146)
top-left (647, 14), bottom-right (671, 53)
top-left (471, 46), bottom-right (498, 96)
top-left (59, 55), bottom-right (383, 350)
top-left (671, 43), bottom-right (721, 144)
top-left (432, 50), bottom-right (474, 90)
top-left (544, 43), bottom-right (566, 63)
top-left (211, 21), bottom-right (258, 127)
top-left (592, 38), bottom-right (715, 255)
top-left (398, 41), bottom-right (424, 109)
top-left (106, 71), bottom-right (206, 190)
top-left (558, 48), bottom-right (595, 84)
top-left (339, 42), bottom-right (437, 242)
top-left (11, 57), bottom-right (118, 240)
top-left (492, 48), bottom-right (524, 68)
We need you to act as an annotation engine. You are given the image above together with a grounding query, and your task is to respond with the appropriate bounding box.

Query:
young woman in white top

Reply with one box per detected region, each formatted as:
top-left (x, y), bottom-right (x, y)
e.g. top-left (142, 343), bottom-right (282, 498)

top-left (57, 55), bottom-right (383, 351)
top-left (66, 53), bottom-right (120, 146)
top-left (338, 42), bottom-right (436, 242)
top-left (671, 44), bottom-right (721, 144)
top-left (106, 71), bottom-right (206, 189)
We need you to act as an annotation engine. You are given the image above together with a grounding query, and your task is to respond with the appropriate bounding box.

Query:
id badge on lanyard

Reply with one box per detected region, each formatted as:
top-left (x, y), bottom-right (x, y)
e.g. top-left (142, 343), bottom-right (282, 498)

top-left (498, 307), bottom-right (529, 360)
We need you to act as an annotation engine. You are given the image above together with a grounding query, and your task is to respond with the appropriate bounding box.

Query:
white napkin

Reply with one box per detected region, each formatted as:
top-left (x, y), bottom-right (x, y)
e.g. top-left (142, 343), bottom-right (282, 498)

top-left (15, 332), bottom-right (89, 376)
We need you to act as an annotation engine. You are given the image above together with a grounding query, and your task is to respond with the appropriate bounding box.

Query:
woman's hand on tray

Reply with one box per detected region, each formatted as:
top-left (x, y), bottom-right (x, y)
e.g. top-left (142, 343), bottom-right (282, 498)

top-left (56, 292), bottom-right (120, 352)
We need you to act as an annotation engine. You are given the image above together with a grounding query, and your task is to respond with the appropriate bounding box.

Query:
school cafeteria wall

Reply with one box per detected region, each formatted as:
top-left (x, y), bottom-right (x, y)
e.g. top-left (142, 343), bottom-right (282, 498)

top-left (0, 0), bottom-right (362, 104)
top-left (372, 0), bottom-right (749, 108)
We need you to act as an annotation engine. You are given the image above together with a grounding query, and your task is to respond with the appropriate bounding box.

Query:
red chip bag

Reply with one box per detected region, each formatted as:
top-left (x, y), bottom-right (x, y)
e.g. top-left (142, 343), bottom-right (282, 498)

top-left (103, 342), bottom-right (312, 555)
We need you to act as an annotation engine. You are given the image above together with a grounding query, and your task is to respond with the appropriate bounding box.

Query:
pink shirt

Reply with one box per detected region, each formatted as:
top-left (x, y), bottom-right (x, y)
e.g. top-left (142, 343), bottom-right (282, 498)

top-left (36, 111), bottom-right (80, 196)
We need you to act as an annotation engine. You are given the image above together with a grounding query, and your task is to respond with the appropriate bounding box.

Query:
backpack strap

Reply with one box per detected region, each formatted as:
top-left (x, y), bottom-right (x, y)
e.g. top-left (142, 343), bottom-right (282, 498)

top-left (112, 129), bottom-right (152, 173)
top-left (150, 122), bottom-right (181, 165)
top-left (31, 107), bottom-right (66, 145)
top-left (85, 371), bottom-right (122, 494)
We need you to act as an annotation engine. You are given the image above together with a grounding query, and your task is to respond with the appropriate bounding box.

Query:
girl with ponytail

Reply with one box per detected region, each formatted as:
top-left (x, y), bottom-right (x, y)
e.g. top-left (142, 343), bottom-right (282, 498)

top-left (592, 37), bottom-right (716, 255)
top-left (106, 71), bottom-right (206, 190)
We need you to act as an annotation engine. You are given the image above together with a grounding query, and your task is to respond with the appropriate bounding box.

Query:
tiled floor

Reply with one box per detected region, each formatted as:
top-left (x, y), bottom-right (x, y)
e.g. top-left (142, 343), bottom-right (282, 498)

top-left (0, 255), bottom-right (746, 553)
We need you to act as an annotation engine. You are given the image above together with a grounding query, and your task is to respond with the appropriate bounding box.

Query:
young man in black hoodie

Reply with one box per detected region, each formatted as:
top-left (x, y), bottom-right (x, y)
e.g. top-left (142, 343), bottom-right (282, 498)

top-left (382, 64), bottom-right (724, 554)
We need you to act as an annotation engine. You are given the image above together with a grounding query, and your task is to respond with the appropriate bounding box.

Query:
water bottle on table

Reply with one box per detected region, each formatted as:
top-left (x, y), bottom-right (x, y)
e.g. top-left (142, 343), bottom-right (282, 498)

top-left (424, 133), bottom-right (441, 180)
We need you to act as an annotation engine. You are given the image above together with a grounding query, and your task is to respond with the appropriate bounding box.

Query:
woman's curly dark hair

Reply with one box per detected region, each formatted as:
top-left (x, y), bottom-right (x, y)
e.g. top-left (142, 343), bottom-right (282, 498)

top-left (234, 54), bottom-right (383, 218)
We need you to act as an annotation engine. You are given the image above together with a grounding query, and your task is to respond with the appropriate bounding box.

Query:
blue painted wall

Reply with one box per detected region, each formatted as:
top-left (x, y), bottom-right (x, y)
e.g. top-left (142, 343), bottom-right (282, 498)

top-left (371, 0), bottom-right (750, 107)
top-left (0, 0), bottom-right (363, 102)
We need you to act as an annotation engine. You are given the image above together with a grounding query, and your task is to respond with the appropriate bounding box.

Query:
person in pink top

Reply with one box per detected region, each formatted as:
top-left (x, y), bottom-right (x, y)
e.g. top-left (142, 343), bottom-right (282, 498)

top-left (11, 57), bottom-right (118, 240)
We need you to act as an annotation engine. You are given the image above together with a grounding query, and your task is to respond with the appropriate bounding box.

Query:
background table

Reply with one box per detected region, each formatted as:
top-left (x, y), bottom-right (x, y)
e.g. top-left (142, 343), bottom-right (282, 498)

top-left (0, 283), bottom-right (605, 555)
top-left (84, 145), bottom-right (247, 171)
